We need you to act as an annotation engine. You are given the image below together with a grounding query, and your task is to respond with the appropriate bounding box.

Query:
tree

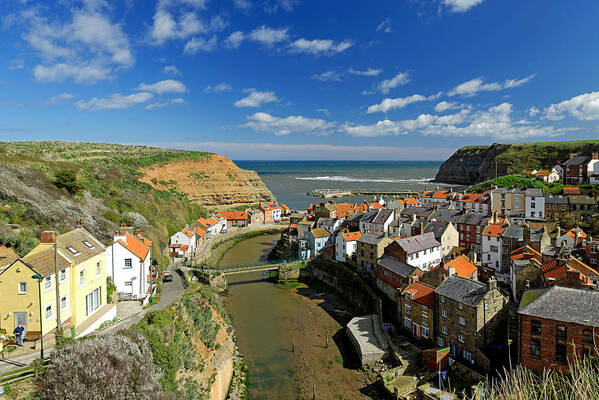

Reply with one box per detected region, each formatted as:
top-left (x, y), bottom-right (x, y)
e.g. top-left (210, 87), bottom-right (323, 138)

top-left (54, 169), bottom-right (82, 195)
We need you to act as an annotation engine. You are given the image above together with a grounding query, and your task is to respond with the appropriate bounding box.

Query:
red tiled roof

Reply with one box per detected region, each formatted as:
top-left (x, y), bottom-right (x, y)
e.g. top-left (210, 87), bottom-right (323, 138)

top-left (289, 223), bottom-right (298, 229)
top-left (180, 245), bottom-right (189, 252)
top-left (343, 231), bottom-right (362, 241)
top-left (483, 224), bottom-right (505, 237)
top-left (461, 193), bottom-right (489, 203)
top-left (370, 202), bottom-right (384, 209)
top-left (511, 245), bottom-right (542, 261)
top-left (563, 187), bottom-right (582, 195)
top-left (404, 198), bottom-right (420, 205)
top-left (182, 228), bottom-right (195, 238)
top-left (334, 203), bottom-right (358, 218)
top-left (404, 281), bottom-right (435, 309)
top-left (195, 227), bottom-right (206, 236)
top-left (136, 234), bottom-right (152, 247)
top-left (432, 190), bottom-right (450, 199)
top-left (117, 232), bottom-right (150, 260)
top-left (218, 211), bottom-right (248, 221)
top-left (443, 256), bottom-right (477, 278)
top-left (422, 191), bottom-right (434, 198)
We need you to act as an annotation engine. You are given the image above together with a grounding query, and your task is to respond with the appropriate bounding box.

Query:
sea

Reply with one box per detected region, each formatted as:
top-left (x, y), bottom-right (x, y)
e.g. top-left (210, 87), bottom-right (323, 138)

top-left (234, 160), bottom-right (459, 211)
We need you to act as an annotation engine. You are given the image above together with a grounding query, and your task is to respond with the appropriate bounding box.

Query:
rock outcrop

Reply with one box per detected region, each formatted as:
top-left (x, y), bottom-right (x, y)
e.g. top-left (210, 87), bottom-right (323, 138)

top-left (435, 141), bottom-right (599, 185)
top-left (139, 155), bottom-right (276, 210)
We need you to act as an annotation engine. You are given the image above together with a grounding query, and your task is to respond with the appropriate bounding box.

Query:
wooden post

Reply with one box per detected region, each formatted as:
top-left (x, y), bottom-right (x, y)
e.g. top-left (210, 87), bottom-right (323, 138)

top-left (292, 338), bottom-right (295, 353)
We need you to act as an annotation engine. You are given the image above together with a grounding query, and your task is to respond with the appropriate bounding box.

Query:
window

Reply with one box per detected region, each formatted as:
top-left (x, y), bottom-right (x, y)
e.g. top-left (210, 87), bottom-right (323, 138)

top-left (422, 305), bottom-right (428, 313)
top-left (80, 270), bottom-right (85, 286)
top-left (66, 246), bottom-right (80, 256)
top-left (60, 295), bottom-right (67, 310)
top-left (124, 258), bottom-right (132, 268)
top-left (442, 326), bottom-right (448, 335)
top-left (404, 304), bottom-right (411, 315)
top-left (438, 337), bottom-right (445, 347)
top-left (458, 303), bottom-right (463, 310)
top-left (490, 245), bottom-right (498, 253)
top-left (583, 329), bottom-right (594, 345)
top-left (459, 316), bottom-right (466, 326)
top-left (556, 325), bottom-right (567, 341)
top-left (422, 314), bottom-right (429, 326)
top-left (531, 320), bottom-right (541, 335)
top-left (555, 344), bottom-right (567, 363)
top-left (45, 276), bottom-right (52, 290)
top-left (404, 317), bottom-right (412, 329)
top-left (458, 333), bottom-right (465, 343)
top-left (96, 261), bottom-right (101, 276)
top-left (45, 304), bottom-right (53, 319)
top-left (82, 240), bottom-right (95, 249)
top-left (85, 287), bottom-right (102, 316)
top-left (440, 296), bottom-right (445, 303)
top-left (463, 350), bottom-right (472, 362)
top-left (442, 309), bottom-right (447, 318)
top-left (525, 338), bottom-right (541, 359)
top-left (422, 326), bottom-right (430, 338)
top-left (18, 282), bottom-right (27, 294)
top-left (60, 269), bottom-right (66, 282)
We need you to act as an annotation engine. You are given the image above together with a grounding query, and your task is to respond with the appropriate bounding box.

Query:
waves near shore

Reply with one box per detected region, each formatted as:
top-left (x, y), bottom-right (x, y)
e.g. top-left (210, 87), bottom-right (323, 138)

top-left (296, 175), bottom-right (434, 183)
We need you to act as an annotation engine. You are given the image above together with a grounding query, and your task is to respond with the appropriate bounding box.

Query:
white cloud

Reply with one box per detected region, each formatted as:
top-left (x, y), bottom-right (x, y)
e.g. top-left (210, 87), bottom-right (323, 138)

top-left (163, 65), bottom-right (181, 76)
top-left (448, 74), bottom-right (536, 97)
top-left (341, 103), bottom-right (565, 139)
top-left (528, 106), bottom-right (540, 117)
top-left (374, 71), bottom-right (411, 95)
top-left (435, 101), bottom-right (460, 113)
top-left (264, 0), bottom-right (298, 13)
top-left (367, 93), bottom-right (440, 114)
top-left (75, 92), bottom-right (154, 111)
top-left (544, 91), bottom-right (599, 121)
top-left (145, 98), bottom-right (185, 110)
top-left (248, 25), bottom-right (289, 46)
top-left (137, 79), bottom-right (186, 94)
top-left (205, 83), bottom-right (233, 93)
top-left (234, 89), bottom-right (278, 107)
top-left (225, 31), bottom-right (245, 48)
top-left (14, 3), bottom-right (134, 84)
top-left (444, 0), bottom-right (485, 13)
top-left (241, 112), bottom-right (335, 135)
top-left (348, 67), bottom-right (382, 77)
top-left (376, 18), bottom-right (392, 33)
top-left (311, 70), bottom-right (342, 82)
top-left (288, 38), bottom-right (353, 55)
top-left (233, 0), bottom-right (252, 10)
top-left (46, 93), bottom-right (75, 105)
top-left (184, 35), bottom-right (217, 53)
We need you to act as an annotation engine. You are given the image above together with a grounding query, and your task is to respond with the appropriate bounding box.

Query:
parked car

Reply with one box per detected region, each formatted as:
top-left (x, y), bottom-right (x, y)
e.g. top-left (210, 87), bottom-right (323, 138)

top-left (163, 273), bottom-right (174, 282)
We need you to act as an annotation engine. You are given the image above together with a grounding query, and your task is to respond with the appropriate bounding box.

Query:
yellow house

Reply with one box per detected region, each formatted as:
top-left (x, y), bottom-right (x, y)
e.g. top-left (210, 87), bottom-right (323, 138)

top-left (27, 228), bottom-right (115, 336)
top-left (0, 248), bottom-right (71, 339)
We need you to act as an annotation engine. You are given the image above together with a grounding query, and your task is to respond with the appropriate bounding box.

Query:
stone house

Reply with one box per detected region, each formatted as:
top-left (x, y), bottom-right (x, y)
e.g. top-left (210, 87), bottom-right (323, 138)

top-left (316, 217), bottom-right (344, 236)
top-left (421, 189), bottom-right (451, 207)
top-left (544, 196), bottom-right (570, 222)
top-left (422, 255), bottom-right (478, 288)
top-left (217, 211), bottom-right (248, 228)
top-left (247, 209), bottom-right (264, 225)
top-left (358, 210), bottom-right (379, 234)
top-left (399, 280), bottom-right (436, 343)
top-left (297, 220), bottom-right (315, 240)
top-left (376, 254), bottom-right (422, 302)
top-left (517, 286), bottom-right (599, 372)
top-left (314, 202), bottom-right (337, 220)
top-left (568, 195), bottom-right (597, 222)
top-left (586, 236), bottom-right (599, 267)
top-left (370, 209), bottom-right (394, 236)
top-left (563, 154), bottom-right (590, 185)
top-left (540, 255), bottom-right (599, 289)
top-left (400, 205), bottom-right (435, 222)
top-left (435, 276), bottom-right (508, 370)
top-left (356, 234), bottom-right (391, 278)
top-left (491, 188), bottom-right (527, 219)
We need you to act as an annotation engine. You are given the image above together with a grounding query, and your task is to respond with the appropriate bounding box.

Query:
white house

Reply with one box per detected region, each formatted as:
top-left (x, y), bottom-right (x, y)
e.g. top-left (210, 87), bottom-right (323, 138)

top-left (317, 218), bottom-right (344, 236)
top-left (481, 224), bottom-right (506, 273)
top-left (335, 231), bottom-right (362, 263)
top-left (307, 227), bottom-right (333, 255)
top-left (555, 227), bottom-right (587, 249)
top-left (394, 232), bottom-right (442, 272)
top-left (170, 228), bottom-right (196, 255)
top-left (553, 163), bottom-right (564, 180)
top-left (525, 188), bottom-right (545, 221)
top-left (588, 153), bottom-right (599, 184)
top-left (106, 232), bottom-right (152, 300)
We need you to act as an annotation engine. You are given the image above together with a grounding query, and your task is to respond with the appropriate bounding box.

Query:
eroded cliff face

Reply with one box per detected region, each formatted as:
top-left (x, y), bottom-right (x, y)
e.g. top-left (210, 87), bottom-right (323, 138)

top-left (434, 144), bottom-right (511, 185)
top-left (139, 154), bottom-right (276, 210)
top-left (435, 141), bottom-right (599, 185)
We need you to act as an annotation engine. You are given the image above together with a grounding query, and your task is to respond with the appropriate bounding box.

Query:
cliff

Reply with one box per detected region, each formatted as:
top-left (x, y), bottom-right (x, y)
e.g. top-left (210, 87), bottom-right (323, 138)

top-left (139, 154), bottom-right (276, 210)
top-left (435, 140), bottom-right (599, 185)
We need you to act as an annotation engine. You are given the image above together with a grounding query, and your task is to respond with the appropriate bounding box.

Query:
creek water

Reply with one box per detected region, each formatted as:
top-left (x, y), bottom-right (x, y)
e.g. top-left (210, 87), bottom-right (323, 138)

top-left (220, 233), bottom-right (300, 399)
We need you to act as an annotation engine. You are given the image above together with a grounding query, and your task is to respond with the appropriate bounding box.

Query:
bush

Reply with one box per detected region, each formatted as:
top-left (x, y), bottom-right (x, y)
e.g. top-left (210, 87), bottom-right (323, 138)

top-left (40, 333), bottom-right (167, 400)
top-left (54, 169), bottom-right (82, 195)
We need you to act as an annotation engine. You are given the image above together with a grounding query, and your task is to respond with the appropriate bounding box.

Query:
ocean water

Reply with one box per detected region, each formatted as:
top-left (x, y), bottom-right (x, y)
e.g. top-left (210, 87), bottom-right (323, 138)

top-left (235, 160), bottom-right (457, 210)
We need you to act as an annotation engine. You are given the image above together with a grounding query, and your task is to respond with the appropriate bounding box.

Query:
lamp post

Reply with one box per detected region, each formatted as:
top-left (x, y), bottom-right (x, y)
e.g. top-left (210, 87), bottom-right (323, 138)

top-left (31, 274), bottom-right (44, 360)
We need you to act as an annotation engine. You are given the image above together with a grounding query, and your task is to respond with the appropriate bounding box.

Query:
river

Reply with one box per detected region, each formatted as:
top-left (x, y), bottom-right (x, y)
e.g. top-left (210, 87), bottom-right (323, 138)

top-left (221, 233), bottom-right (376, 400)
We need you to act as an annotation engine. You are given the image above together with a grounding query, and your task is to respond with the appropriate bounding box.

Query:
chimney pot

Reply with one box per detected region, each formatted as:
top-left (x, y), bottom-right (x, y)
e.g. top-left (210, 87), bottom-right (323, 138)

top-left (40, 231), bottom-right (57, 244)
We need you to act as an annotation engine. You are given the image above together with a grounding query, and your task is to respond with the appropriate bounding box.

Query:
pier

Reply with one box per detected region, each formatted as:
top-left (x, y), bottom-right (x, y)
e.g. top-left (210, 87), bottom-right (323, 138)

top-left (307, 188), bottom-right (421, 198)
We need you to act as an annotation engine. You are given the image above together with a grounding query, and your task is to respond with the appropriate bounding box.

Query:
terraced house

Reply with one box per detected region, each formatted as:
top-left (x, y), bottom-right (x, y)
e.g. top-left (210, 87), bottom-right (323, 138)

top-left (399, 280), bottom-right (436, 343)
top-left (491, 188), bottom-right (527, 218)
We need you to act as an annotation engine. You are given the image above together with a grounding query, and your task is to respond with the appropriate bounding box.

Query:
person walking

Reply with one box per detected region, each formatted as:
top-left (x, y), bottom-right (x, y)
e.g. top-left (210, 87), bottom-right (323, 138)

top-left (13, 324), bottom-right (24, 347)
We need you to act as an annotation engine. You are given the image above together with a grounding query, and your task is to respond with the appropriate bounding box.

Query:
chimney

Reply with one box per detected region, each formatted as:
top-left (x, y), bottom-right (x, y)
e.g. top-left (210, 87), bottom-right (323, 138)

top-left (473, 252), bottom-right (478, 264)
top-left (570, 153), bottom-right (576, 160)
top-left (114, 231), bottom-right (127, 244)
top-left (40, 231), bottom-right (57, 244)
top-left (556, 226), bottom-right (561, 239)
top-left (448, 266), bottom-right (456, 277)
top-left (76, 219), bottom-right (83, 229)
top-left (488, 277), bottom-right (497, 290)
top-left (592, 152), bottom-right (599, 160)
top-left (523, 226), bottom-right (531, 245)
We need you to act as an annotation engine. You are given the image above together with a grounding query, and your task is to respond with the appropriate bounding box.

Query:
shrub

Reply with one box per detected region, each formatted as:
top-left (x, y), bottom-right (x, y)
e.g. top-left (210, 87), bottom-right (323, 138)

top-left (53, 169), bottom-right (82, 195)
top-left (40, 333), bottom-right (167, 400)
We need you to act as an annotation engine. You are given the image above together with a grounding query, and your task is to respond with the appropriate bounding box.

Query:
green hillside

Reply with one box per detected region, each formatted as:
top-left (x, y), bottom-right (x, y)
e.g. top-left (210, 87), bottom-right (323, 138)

top-left (0, 141), bottom-right (211, 263)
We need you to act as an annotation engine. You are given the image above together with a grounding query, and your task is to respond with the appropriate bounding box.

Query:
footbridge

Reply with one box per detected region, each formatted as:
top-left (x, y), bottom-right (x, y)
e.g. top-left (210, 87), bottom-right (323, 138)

top-left (200, 259), bottom-right (306, 276)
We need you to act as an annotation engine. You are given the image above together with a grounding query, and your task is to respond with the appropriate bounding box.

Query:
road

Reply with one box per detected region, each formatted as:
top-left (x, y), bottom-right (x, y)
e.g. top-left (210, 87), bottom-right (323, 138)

top-left (0, 261), bottom-right (185, 376)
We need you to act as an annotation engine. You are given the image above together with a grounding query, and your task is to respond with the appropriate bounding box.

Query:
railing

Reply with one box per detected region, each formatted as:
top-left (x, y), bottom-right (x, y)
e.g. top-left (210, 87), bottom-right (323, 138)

top-left (0, 359), bottom-right (51, 386)
top-left (194, 258), bottom-right (305, 274)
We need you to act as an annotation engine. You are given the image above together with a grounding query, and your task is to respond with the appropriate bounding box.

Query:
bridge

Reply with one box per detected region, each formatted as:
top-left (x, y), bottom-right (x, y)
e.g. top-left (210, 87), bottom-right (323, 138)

top-left (195, 259), bottom-right (306, 276)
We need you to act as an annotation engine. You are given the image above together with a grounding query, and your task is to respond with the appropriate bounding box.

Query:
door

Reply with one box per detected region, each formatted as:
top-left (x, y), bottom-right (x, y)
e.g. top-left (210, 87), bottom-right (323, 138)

top-left (14, 312), bottom-right (28, 337)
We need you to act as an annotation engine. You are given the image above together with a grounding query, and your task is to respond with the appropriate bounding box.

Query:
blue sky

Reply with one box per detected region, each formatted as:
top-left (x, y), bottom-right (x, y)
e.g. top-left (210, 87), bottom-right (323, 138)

top-left (1, 0), bottom-right (599, 160)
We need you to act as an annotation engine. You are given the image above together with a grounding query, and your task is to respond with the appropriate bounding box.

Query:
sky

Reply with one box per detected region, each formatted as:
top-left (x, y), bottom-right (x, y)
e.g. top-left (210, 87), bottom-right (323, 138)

top-left (1, 0), bottom-right (599, 160)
